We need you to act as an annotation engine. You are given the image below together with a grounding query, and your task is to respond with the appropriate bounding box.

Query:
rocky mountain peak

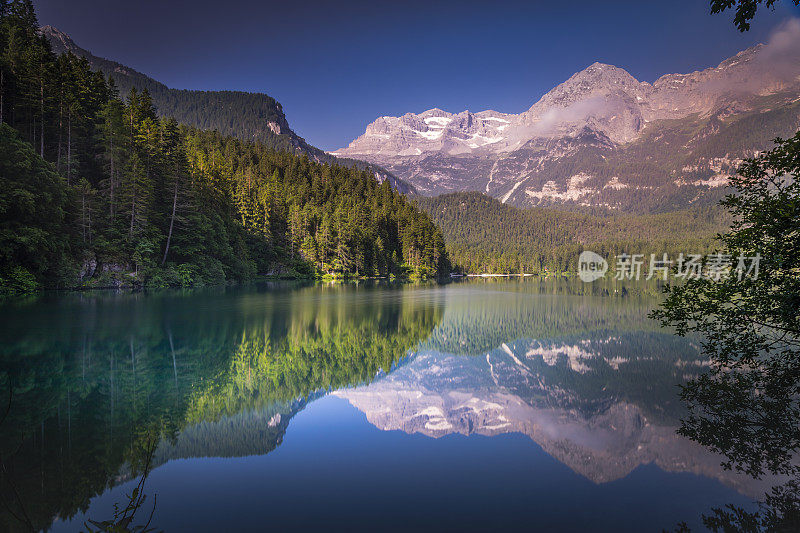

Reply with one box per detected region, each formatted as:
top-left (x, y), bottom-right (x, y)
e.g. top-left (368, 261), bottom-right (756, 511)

top-left (719, 43), bottom-right (763, 67)
top-left (420, 107), bottom-right (450, 117)
top-left (332, 38), bottom-right (800, 207)
top-left (523, 61), bottom-right (647, 121)
top-left (39, 25), bottom-right (77, 54)
top-left (552, 61), bottom-right (641, 91)
top-left (574, 61), bottom-right (641, 85)
top-left (39, 25), bottom-right (65, 37)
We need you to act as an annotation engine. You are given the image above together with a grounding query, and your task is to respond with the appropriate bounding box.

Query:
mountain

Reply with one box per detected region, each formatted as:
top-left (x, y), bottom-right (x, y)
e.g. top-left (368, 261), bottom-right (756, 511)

top-left (40, 26), bottom-right (317, 155)
top-left (39, 26), bottom-right (415, 194)
top-left (334, 35), bottom-right (800, 212)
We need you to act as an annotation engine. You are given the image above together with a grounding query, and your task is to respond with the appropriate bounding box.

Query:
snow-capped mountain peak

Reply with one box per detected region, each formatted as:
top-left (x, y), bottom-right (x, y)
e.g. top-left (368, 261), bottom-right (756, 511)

top-left (332, 39), bottom-right (800, 210)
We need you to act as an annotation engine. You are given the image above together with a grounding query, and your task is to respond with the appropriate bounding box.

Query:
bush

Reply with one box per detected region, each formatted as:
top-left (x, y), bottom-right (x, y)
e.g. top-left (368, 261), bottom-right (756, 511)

top-left (196, 257), bottom-right (227, 286)
top-left (176, 264), bottom-right (198, 287)
top-left (144, 267), bottom-right (180, 289)
top-left (0, 267), bottom-right (40, 295)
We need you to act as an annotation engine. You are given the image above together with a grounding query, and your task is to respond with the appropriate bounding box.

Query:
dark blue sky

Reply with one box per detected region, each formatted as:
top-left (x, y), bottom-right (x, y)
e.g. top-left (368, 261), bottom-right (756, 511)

top-left (34, 0), bottom-right (800, 150)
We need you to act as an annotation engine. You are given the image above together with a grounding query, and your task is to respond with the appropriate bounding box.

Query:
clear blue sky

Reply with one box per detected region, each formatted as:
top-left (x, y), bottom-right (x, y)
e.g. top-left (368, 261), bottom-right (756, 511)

top-left (34, 0), bottom-right (800, 151)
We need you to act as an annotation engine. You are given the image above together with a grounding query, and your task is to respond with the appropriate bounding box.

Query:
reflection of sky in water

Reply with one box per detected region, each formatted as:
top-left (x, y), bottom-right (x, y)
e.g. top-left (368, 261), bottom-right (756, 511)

top-left (53, 396), bottom-right (753, 532)
top-left (0, 281), bottom-right (763, 531)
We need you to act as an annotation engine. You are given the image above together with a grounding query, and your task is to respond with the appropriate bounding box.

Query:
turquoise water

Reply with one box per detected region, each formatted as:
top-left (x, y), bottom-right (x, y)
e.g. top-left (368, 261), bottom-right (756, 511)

top-left (0, 280), bottom-right (759, 532)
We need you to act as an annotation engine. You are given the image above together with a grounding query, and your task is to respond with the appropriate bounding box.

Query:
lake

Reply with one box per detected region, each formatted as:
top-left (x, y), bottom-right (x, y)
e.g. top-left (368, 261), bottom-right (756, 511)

top-left (0, 280), bottom-right (762, 532)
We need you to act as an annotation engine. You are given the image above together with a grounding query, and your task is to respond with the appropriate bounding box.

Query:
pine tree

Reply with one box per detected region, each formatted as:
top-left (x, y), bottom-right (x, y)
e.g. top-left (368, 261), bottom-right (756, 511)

top-left (160, 119), bottom-right (189, 265)
top-left (100, 80), bottom-right (126, 224)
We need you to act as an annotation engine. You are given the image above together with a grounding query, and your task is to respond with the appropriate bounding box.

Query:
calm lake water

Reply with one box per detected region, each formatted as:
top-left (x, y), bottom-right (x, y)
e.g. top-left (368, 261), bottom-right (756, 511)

top-left (0, 280), bottom-right (762, 532)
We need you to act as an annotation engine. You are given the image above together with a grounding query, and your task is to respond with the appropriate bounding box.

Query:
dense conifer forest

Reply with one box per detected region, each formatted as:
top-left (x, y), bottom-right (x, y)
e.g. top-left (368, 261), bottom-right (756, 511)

top-left (418, 192), bottom-right (730, 274)
top-left (0, 1), bottom-right (449, 293)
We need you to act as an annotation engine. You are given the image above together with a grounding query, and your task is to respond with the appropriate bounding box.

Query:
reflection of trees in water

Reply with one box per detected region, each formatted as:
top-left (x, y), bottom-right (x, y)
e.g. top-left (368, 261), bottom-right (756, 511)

top-left (0, 285), bottom-right (443, 532)
top-left (424, 279), bottom-right (668, 356)
top-left (421, 281), bottom-right (707, 425)
top-left (84, 440), bottom-right (159, 533)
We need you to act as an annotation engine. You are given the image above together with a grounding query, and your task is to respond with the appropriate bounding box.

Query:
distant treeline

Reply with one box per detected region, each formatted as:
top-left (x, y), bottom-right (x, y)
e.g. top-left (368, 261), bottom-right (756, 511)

top-left (417, 192), bottom-right (730, 274)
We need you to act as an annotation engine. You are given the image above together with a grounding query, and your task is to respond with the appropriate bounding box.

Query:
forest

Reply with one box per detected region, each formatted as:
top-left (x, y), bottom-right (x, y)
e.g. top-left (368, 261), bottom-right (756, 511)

top-left (1, 0), bottom-right (750, 289)
top-left (0, 0), bottom-right (449, 293)
top-left (418, 192), bottom-right (730, 274)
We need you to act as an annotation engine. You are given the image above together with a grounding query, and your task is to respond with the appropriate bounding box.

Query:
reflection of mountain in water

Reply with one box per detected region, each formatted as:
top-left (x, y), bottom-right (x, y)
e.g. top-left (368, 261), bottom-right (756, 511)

top-left (337, 286), bottom-right (765, 497)
top-left (0, 284), bottom-right (443, 532)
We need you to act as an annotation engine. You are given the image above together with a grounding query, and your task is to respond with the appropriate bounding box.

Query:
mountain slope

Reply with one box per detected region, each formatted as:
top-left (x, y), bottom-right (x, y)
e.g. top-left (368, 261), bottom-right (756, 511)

top-left (41, 26), bottom-right (317, 155)
top-left (417, 192), bottom-right (729, 273)
top-left (40, 26), bottom-right (415, 194)
top-left (335, 30), bottom-right (800, 212)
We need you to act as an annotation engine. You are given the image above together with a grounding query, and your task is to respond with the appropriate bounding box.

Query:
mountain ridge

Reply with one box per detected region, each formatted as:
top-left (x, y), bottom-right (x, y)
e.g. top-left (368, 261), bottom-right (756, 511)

top-left (40, 26), bottom-right (307, 152)
top-left (334, 27), bottom-right (800, 212)
top-left (39, 25), bottom-right (416, 194)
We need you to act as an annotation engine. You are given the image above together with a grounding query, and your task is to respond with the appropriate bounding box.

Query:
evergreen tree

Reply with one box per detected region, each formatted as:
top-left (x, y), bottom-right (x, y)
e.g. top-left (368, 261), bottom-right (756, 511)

top-left (0, 123), bottom-right (69, 292)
